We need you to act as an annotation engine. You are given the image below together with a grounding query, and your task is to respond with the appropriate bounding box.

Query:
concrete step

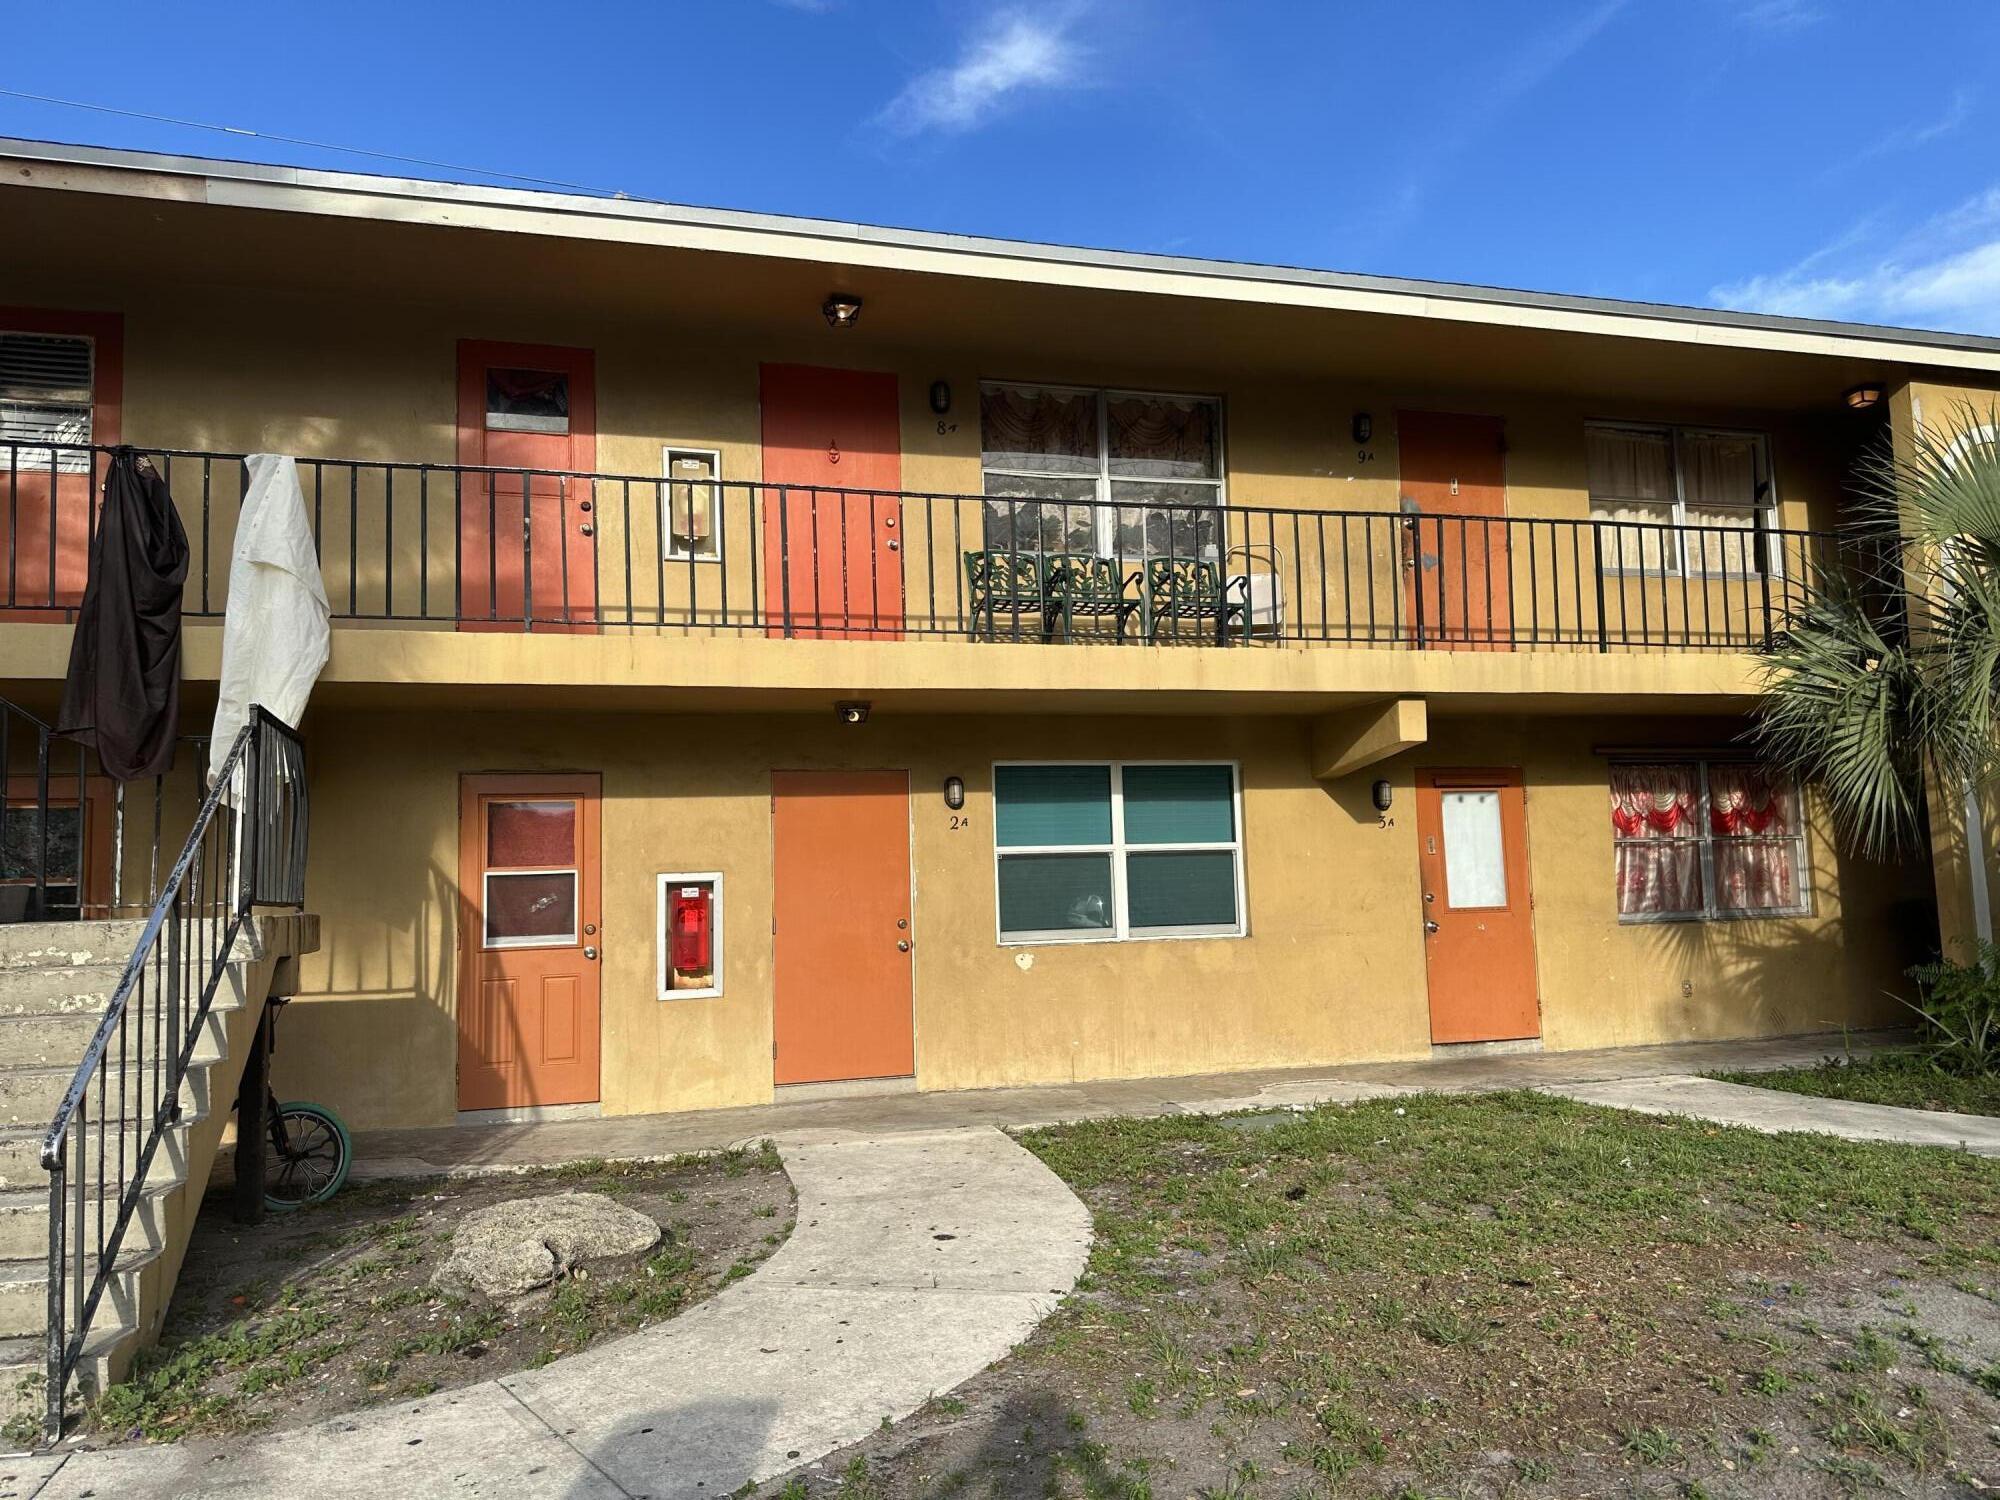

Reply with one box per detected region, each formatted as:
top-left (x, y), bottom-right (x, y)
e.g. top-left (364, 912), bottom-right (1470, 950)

top-left (0, 966), bottom-right (121, 1018)
top-left (0, 1053), bottom-right (219, 1133)
top-left (0, 922), bottom-right (148, 972)
top-left (0, 1172), bottom-right (179, 1269)
top-left (0, 1316), bottom-right (142, 1431)
top-left (0, 1008), bottom-right (228, 1070)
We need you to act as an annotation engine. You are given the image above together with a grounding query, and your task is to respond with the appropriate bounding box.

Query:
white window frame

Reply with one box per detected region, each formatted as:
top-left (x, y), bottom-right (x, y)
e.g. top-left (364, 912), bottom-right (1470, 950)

top-left (1586, 422), bottom-right (1780, 579)
top-left (1611, 757), bottom-right (1812, 925)
top-left (978, 381), bottom-right (1229, 557)
top-left (991, 759), bottom-right (1247, 945)
top-left (661, 445), bottom-right (724, 563)
top-left (0, 329), bottom-right (94, 473)
top-left (656, 870), bottom-right (724, 1000)
top-left (481, 867), bottom-right (580, 950)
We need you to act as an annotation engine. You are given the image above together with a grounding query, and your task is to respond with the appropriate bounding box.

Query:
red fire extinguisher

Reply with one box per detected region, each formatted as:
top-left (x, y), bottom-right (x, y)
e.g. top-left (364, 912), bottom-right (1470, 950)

top-left (670, 886), bottom-right (712, 979)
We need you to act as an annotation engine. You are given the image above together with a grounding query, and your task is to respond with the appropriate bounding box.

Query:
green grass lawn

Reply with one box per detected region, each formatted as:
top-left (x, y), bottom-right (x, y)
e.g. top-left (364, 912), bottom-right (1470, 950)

top-left (1715, 1053), bottom-right (2000, 1118)
top-left (767, 1091), bottom-right (2000, 1499)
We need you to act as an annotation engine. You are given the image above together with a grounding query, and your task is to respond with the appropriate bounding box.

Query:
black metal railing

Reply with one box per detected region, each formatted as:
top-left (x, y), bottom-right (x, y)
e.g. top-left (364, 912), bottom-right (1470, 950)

top-left (38, 706), bottom-right (306, 1439)
top-left (3, 441), bottom-right (1876, 652)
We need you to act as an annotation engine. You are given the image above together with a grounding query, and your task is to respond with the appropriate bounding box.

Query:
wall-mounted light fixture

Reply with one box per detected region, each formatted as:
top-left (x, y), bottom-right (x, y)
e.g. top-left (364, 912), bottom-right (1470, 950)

top-left (835, 700), bottom-right (871, 725)
top-left (943, 775), bottom-right (966, 810)
top-left (822, 293), bottom-right (864, 329)
top-left (929, 380), bottom-right (953, 415)
top-left (1844, 383), bottom-right (1884, 411)
top-left (1371, 778), bottom-right (1394, 813)
top-left (1352, 412), bottom-right (1374, 445)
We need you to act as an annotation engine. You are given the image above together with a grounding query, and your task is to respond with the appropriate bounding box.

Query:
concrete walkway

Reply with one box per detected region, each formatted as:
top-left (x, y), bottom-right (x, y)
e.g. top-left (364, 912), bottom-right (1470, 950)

top-left (1547, 1074), bottom-right (2000, 1156)
top-left (345, 1031), bottom-right (1911, 1178)
top-left (24, 1126), bottom-right (1092, 1499)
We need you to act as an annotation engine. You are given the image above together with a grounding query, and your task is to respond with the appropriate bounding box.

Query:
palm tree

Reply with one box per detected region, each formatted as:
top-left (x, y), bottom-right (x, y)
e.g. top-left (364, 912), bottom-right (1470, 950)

top-left (1752, 403), bottom-right (2000, 865)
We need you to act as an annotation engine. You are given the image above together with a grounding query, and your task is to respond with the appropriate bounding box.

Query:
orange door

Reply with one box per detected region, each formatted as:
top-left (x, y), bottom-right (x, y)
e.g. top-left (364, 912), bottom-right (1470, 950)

top-left (3, 774), bottom-right (114, 918)
top-left (457, 774), bottom-right (602, 1109)
top-left (1399, 411), bottom-right (1511, 650)
top-left (0, 309), bottom-right (123, 617)
top-left (456, 341), bottom-right (598, 632)
top-left (1414, 768), bottom-right (1540, 1044)
top-left (759, 364), bottom-right (904, 639)
top-left (771, 769), bottom-right (914, 1085)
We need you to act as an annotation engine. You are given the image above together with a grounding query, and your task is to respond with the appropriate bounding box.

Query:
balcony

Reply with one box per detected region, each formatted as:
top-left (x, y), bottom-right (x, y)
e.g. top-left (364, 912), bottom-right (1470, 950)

top-left (1, 444), bottom-right (1873, 661)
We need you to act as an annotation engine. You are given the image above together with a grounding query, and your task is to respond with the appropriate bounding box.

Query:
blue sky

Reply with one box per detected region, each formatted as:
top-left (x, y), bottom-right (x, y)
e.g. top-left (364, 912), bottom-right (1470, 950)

top-left (5, 1), bottom-right (2000, 333)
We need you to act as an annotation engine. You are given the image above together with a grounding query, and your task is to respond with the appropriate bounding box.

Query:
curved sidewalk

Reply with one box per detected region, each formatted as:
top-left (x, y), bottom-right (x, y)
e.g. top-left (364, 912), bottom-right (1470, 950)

top-left (25, 1125), bottom-right (1093, 1500)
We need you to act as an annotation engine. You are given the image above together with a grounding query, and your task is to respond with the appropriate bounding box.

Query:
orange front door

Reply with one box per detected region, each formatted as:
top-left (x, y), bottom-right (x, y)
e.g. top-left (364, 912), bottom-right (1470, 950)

top-left (0, 309), bottom-right (124, 617)
top-left (771, 770), bottom-right (914, 1085)
top-left (456, 341), bottom-right (598, 631)
top-left (457, 774), bottom-right (602, 1109)
top-left (759, 364), bottom-right (904, 639)
top-left (1399, 411), bottom-right (1511, 650)
top-left (1414, 768), bottom-right (1540, 1044)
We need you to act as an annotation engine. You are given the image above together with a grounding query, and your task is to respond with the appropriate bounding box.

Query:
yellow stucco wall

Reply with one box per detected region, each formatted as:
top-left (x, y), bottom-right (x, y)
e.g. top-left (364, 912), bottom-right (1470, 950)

top-left (274, 707), bottom-right (1919, 1129)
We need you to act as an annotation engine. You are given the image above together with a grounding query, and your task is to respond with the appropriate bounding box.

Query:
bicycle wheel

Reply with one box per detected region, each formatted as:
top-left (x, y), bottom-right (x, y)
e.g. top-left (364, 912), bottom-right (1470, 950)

top-left (264, 1101), bottom-right (353, 1211)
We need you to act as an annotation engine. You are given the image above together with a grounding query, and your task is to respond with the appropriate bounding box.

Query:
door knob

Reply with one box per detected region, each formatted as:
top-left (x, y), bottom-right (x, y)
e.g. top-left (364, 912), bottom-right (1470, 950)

top-left (584, 945), bottom-right (599, 959)
top-left (1422, 921), bottom-right (1439, 935)
top-left (897, 939), bottom-right (911, 952)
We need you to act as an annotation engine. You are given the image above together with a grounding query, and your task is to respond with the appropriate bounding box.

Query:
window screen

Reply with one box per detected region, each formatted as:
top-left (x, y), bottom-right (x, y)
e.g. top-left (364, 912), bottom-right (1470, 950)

top-left (0, 332), bottom-right (93, 473)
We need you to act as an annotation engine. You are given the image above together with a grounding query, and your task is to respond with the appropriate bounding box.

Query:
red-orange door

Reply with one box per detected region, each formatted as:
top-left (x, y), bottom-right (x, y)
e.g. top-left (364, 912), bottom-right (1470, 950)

top-left (1414, 769), bottom-right (1541, 1044)
top-left (0, 310), bottom-right (124, 617)
top-left (456, 341), bottom-right (598, 632)
top-left (3, 774), bottom-right (115, 918)
top-left (771, 770), bottom-right (914, 1085)
top-left (458, 775), bottom-right (602, 1109)
top-left (1399, 411), bottom-right (1511, 650)
top-left (759, 364), bottom-right (904, 639)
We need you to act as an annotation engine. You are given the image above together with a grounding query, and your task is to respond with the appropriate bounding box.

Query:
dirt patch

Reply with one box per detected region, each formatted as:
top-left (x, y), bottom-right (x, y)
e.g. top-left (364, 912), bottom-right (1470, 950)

top-left (87, 1143), bottom-right (793, 1445)
top-left (755, 1093), bottom-right (2000, 1499)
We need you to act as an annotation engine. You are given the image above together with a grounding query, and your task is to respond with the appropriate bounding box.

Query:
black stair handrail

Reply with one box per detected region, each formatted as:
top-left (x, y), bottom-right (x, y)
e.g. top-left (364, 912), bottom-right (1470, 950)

top-left (37, 704), bottom-right (307, 1441)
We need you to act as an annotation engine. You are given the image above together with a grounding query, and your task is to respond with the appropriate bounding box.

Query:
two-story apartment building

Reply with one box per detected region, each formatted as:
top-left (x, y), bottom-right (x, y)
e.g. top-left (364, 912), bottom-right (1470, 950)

top-left (4, 136), bottom-right (1995, 1134)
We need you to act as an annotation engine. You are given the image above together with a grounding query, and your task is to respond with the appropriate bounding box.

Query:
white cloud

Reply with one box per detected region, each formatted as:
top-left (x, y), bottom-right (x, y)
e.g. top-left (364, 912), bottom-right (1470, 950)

top-left (876, 7), bottom-right (1086, 137)
top-left (1737, 0), bottom-right (1824, 31)
top-left (1713, 188), bottom-right (2000, 333)
top-left (1853, 87), bottom-right (1975, 165)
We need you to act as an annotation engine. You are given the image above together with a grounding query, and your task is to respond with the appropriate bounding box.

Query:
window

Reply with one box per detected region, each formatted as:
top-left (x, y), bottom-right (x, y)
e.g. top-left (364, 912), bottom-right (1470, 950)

top-left (485, 368), bottom-right (570, 434)
top-left (1586, 423), bottom-right (1776, 576)
top-left (0, 331), bottom-right (93, 473)
top-left (979, 383), bottom-right (1224, 560)
top-left (1610, 761), bottom-right (1809, 921)
top-left (662, 447), bottom-right (722, 561)
top-left (483, 799), bottom-right (579, 948)
top-left (993, 762), bottom-right (1244, 942)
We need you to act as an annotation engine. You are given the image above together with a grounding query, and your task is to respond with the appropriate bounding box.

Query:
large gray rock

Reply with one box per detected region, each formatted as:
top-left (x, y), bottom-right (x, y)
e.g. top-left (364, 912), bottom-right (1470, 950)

top-left (432, 1191), bottom-right (662, 1299)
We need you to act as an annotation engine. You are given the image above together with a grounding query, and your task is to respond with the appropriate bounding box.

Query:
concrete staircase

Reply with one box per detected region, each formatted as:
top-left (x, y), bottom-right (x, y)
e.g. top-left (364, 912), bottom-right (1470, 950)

top-left (0, 912), bottom-right (317, 1435)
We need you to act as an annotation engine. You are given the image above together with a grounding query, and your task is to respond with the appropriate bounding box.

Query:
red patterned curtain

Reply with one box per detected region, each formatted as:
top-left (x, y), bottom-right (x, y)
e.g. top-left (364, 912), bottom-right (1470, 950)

top-left (1610, 763), bottom-right (1701, 915)
top-left (1709, 764), bottom-right (1800, 911)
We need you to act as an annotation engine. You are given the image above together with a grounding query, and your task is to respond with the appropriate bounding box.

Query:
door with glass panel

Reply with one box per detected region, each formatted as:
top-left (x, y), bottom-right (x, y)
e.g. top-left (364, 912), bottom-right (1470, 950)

top-left (1414, 769), bottom-right (1539, 1044)
top-left (979, 385), bottom-right (1225, 635)
top-left (457, 774), bottom-right (602, 1110)
top-left (455, 340), bottom-right (598, 632)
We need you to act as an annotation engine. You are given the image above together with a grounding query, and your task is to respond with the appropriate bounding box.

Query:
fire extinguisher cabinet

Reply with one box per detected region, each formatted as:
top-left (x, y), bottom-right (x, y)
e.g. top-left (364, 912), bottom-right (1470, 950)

top-left (656, 872), bottom-right (723, 999)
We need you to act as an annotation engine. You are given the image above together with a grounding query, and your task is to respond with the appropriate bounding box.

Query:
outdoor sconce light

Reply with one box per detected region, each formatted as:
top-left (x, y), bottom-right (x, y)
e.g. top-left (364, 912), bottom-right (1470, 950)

top-left (1371, 778), bottom-right (1394, 813)
top-left (822, 293), bottom-right (863, 329)
top-left (1844, 383), bottom-right (1884, 411)
top-left (943, 775), bottom-right (966, 810)
top-left (835, 700), bottom-right (871, 725)
top-left (930, 380), bottom-right (953, 415)
top-left (1352, 412), bottom-right (1373, 445)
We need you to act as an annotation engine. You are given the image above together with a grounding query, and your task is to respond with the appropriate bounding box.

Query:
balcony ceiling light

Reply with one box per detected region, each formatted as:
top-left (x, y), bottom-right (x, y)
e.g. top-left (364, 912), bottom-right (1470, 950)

top-left (822, 293), bottom-right (863, 329)
top-left (1844, 383), bottom-right (1884, 410)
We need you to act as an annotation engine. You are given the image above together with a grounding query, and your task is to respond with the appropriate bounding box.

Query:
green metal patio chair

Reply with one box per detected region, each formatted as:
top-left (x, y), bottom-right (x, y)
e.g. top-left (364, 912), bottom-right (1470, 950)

top-left (1143, 556), bottom-right (1250, 644)
top-left (963, 550), bottom-right (1049, 640)
top-left (1043, 553), bottom-right (1142, 642)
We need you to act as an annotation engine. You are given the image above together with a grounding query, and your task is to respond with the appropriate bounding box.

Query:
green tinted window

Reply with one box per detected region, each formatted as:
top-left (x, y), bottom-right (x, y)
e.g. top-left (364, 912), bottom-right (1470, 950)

top-left (1121, 764), bottom-right (1236, 844)
top-left (994, 765), bottom-right (1113, 847)
top-left (1126, 851), bottom-right (1238, 929)
top-left (996, 853), bottom-right (1115, 936)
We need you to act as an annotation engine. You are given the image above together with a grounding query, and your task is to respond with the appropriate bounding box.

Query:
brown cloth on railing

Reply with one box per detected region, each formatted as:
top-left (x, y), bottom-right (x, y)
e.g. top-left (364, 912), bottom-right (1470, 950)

top-left (57, 447), bottom-right (190, 781)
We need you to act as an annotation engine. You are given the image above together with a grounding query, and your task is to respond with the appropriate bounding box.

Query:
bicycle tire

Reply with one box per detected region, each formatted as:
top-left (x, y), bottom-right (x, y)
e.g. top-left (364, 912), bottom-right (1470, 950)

top-left (263, 1101), bottom-right (353, 1211)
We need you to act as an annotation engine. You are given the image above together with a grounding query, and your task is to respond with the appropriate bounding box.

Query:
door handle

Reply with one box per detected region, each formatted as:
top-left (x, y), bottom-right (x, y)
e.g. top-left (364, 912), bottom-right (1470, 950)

top-left (897, 939), bottom-right (911, 952)
top-left (584, 945), bottom-right (599, 960)
top-left (1423, 920), bottom-right (1439, 935)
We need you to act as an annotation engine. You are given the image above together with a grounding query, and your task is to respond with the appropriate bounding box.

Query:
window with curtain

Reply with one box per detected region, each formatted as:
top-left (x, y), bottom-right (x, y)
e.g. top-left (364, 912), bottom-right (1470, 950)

top-left (980, 384), bottom-right (1224, 561)
top-left (0, 332), bottom-right (93, 474)
top-left (1610, 760), bottom-right (1808, 920)
top-left (1586, 423), bottom-right (1775, 576)
top-left (993, 762), bottom-right (1243, 942)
